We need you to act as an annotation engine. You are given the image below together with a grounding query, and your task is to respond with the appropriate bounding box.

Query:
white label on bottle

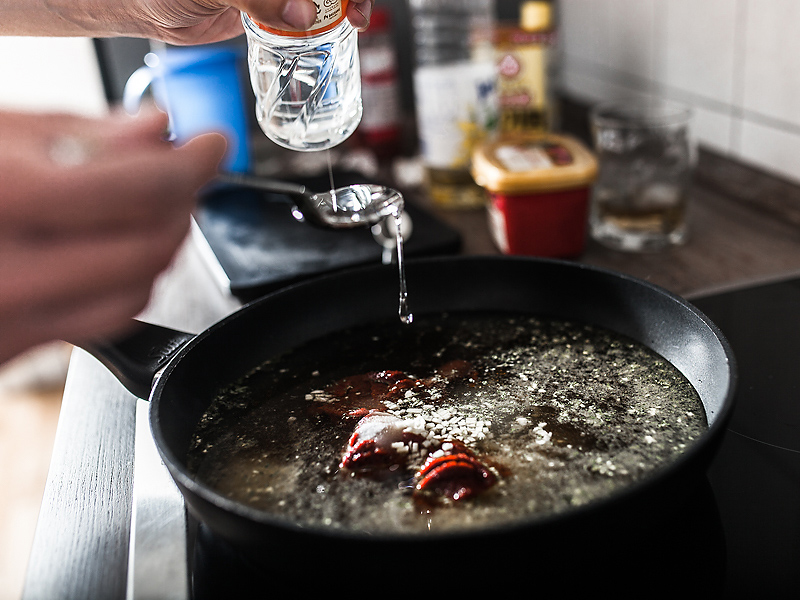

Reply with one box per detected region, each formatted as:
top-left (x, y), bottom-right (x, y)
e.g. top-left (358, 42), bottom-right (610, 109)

top-left (487, 201), bottom-right (509, 253)
top-left (361, 80), bottom-right (401, 130)
top-left (311, 0), bottom-right (344, 31)
top-left (360, 45), bottom-right (401, 130)
top-left (413, 60), bottom-right (497, 170)
top-left (360, 46), bottom-right (395, 75)
top-left (250, 0), bottom-right (344, 34)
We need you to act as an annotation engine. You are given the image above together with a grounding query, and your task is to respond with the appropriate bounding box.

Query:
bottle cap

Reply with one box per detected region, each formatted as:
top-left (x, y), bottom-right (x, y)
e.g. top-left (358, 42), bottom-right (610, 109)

top-left (520, 1), bottom-right (552, 32)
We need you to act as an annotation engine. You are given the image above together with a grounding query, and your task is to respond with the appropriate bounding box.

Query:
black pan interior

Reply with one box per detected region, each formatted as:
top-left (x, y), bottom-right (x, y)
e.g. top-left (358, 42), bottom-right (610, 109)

top-left (150, 256), bottom-right (736, 544)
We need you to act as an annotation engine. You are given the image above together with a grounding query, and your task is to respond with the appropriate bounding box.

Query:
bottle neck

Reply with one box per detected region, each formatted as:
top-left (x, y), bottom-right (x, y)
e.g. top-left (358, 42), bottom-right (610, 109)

top-left (245, 0), bottom-right (349, 37)
top-left (242, 12), bottom-right (355, 48)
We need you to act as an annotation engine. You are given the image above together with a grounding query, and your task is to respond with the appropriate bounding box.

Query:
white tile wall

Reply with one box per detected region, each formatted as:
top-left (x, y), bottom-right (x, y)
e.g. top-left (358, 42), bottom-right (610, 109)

top-left (557, 0), bottom-right (800, 184)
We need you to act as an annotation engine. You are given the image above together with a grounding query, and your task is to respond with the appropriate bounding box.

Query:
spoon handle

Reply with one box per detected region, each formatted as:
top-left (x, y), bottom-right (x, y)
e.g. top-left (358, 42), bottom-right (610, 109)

top-left (215, 173), bottom-right (329, 229)
top-left (217, 172), bottom-right (310, 200)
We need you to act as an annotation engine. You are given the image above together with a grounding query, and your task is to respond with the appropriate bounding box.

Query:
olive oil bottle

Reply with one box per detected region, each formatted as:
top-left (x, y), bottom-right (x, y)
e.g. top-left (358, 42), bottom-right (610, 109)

top-left (495, 1), bottom-right (557, 133)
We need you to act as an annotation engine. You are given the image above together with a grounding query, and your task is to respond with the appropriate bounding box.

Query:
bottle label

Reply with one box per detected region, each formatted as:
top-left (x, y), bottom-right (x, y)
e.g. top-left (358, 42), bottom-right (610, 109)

top-left (361, 77), bottom-right (401, 131)
top-left (413, 60), bottom-right (497, 170)
top-left (253, 0), bottom-right (348, 37)
top-left (497, 45), bottom-right (548, 131)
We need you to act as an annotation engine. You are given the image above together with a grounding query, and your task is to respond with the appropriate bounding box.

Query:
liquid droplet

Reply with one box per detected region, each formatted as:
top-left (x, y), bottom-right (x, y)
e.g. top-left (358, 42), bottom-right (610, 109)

top-left (395, 212), bottom-right (413, 325)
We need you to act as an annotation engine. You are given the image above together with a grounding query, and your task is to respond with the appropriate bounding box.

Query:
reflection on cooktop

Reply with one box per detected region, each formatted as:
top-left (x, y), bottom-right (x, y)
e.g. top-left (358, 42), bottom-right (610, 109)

top-left (694, 278), bottom-right (800, 452)
top-left (692, 277), bottom-right (800, 597)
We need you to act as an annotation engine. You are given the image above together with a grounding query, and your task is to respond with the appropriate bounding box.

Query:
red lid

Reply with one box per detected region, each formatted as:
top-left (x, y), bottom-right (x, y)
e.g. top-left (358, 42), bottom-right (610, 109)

top-left (363, 6), bottom-right (391, 34)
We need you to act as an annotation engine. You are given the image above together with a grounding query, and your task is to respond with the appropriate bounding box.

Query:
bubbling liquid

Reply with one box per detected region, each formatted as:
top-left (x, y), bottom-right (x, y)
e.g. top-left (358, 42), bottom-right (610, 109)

top-left (187, 313), bottom-right (706, 535)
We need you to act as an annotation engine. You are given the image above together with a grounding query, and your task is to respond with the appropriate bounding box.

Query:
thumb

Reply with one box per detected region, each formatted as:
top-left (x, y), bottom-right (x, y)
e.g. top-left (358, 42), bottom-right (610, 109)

top-left (177, 132), bottom-right (228, 184)
top-left (240, 0), bottom-right (317, 31)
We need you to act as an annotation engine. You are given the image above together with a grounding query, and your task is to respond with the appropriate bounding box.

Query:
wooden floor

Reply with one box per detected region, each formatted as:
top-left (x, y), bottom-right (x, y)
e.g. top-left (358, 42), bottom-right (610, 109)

top-left (0, 344), bottom-right (68, 600)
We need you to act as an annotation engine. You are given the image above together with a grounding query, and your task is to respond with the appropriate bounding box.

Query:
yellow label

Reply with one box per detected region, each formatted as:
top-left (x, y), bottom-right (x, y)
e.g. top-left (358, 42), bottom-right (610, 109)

top-left (496, 39), bottom-right (549, 131)
top-left (497, 46), bottom-right (547, 109)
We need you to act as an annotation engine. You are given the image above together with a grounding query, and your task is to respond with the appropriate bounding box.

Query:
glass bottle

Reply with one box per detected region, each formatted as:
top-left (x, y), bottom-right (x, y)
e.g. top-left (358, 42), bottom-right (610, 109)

top-left (495, 1), bottom-right (558, 133)
top-left (409, 0), bottom-right (498, 209)
top-left (356, 6), bottom-right (403, 160)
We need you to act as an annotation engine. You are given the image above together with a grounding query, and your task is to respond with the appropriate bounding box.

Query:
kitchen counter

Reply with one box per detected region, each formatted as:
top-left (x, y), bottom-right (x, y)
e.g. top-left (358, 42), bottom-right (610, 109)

top-left (424, 148), bottom-right (800, 296)
top-left (22, 147), bottom-right (800, 599)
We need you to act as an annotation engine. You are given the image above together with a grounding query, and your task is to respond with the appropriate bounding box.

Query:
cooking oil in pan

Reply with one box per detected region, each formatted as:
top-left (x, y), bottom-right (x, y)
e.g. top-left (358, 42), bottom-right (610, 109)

top-left (187, 313), bottom-right (706, 535)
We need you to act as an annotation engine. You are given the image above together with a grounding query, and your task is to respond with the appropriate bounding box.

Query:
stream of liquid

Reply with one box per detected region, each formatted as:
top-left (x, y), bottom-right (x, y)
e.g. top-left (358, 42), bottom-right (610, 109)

top-left (326, 154), bottom-right (412, 325)
top-left (395, 211), bottom-right (413, 325)
top-left (326, 150), bottom-right (336, 202)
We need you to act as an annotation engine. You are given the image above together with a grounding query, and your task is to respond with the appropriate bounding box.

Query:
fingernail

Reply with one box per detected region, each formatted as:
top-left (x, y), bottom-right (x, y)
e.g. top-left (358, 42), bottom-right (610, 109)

top-left (353, 5), bottom-right (370, 30)
top-left (282, 0), bottom-right (317, 30)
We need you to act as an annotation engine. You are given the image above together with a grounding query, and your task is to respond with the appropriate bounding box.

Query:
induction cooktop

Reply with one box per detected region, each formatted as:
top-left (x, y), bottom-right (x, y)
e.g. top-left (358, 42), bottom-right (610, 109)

top-left (690, 276), bottom-right (800, 596)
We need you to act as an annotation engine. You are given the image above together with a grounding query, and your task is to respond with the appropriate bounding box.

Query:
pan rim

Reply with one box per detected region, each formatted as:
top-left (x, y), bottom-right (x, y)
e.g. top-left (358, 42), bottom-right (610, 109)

top-left (150, 255), bottom-right (738, 543)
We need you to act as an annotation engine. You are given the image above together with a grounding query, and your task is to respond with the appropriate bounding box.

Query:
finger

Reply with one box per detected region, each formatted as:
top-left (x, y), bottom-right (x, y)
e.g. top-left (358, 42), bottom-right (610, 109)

top-left (53, 288), bottom-right (155, 351)
top-left (0, 130), bottom-right (226, 236)
top-left (0, 108), bottom-right (167, 157)
top-left (2, 283), bottom-right (156, 365)
top-left (0, 108), bottom-right (219, 229)
top-left (149, 8), bottom-right (248, 46)
top-left (237, 0), bottom-right (317, 31)
top-left (95, 108), bottom-right (171, 151)
top-left (0, 212), bottom-right (192, 319)
top-left (347, 0), bottom-right (374, 30)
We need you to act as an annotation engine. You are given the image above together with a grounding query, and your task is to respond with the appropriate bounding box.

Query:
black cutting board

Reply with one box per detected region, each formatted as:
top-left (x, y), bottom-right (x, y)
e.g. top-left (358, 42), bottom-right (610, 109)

top-left (194, 171), bottom-right (462, 301)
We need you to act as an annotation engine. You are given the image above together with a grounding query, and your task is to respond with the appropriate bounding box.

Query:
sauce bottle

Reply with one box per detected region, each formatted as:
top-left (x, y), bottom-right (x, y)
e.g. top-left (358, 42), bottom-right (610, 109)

top-left (356, 6), bottom-right (403, 160)
top-left (495, 1), bottom-right (557, 133)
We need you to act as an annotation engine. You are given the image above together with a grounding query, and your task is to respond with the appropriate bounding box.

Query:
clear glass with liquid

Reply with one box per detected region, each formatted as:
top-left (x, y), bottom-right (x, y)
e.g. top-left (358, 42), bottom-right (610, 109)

top-left (241, 3), bottom-right (363, 152)
top-left (589, 100), bottom-right (693, 252)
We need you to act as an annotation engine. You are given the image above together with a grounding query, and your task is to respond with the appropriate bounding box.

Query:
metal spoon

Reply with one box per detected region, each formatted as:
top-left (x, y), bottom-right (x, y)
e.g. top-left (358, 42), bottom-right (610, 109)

top-left (217, 173), bottom-right (405, 230)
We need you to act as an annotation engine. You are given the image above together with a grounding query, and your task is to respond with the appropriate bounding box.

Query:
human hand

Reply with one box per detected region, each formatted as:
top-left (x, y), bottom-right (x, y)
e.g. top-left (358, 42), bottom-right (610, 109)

top-left (0, 108), bottom-right (226, 364)
top-left (135, 0), bottom-right (375, 44)
top-left (246, 0), bottom-right (376, 31)
top-left (9, 0), bottom-right (375, 45)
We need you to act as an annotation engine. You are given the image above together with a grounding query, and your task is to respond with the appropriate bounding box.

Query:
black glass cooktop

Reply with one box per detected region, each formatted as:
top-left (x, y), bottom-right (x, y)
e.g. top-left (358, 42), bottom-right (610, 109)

top-left (184, 274), bottom-right (800, 598)
top-left (691, 276), bottom-right (800, 596)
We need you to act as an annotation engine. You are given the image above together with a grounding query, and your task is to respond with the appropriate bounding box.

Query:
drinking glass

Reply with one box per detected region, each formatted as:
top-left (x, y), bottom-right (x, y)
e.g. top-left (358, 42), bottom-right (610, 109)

top-left (589, 99), bottom-right (693, 252)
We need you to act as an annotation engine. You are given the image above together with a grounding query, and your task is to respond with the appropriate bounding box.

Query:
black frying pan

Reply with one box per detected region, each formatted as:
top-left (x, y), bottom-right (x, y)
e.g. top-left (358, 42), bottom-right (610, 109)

top-left (86, 256), bottom-right (736, 593)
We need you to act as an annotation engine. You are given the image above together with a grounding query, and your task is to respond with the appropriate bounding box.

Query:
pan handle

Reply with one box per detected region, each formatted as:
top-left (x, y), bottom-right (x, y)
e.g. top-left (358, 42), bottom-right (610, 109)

top-left (78, 320), bottom-right (195, 400)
